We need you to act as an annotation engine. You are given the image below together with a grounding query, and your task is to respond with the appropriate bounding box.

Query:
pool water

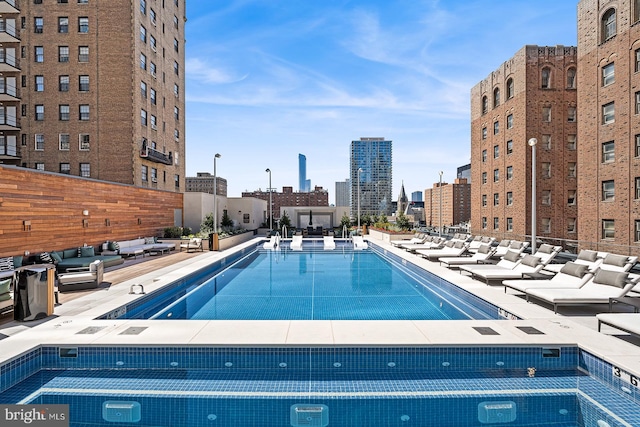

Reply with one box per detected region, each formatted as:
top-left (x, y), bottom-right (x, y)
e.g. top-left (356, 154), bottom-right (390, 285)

top-left (110, 247), bottom-right (500, 321)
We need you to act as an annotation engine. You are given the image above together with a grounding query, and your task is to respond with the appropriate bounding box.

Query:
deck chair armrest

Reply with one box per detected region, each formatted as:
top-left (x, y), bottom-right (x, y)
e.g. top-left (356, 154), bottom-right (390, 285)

top-left (64, 266), bottom-right (91, 272)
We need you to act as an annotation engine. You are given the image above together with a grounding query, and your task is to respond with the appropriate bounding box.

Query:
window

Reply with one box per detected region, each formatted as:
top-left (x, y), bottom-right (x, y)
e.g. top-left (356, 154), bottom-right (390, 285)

top-left (35, 134), bottom-right (44, 150)
top-left (506, 217), bottom-right (513, 232)
top-left (79, 104), bottom-right (89, 120)
top-left (78, 17), bottom-right (89, 33)
top-left (493, 217), bottom-right (499, 230)
top-left (79, 134), bottom-right (90, 150)
top-left (35, 163), bottom-right (44, 171)
top-left (482, 194), bottom-right (487, 206)
top-left (481, 96), bottom-right (488, 114)
top-left (35, 105), bottom-right (44, 120)
top-left (481, 149), bottom-right (487, 163)
top-left (78, 0), bottom-right (88, 3)
top-left (567, 106), bottom-right (576, 122)
top-left (542, 106), bottom-right (551, 122)
top-left (80, 163), bottom-right (90, 177)
top-left (174, 84), bottom-right (179, 98)
top-left (541, 218), bottom-right (551, 234)
top-left (59, 133), bottom-right (70, 150)
top-left (567, 68), bottom-right (576, 88)
top-left (150, 114), bottom-right (157, 129)
top-left (58, 17), bottom-right (68, 33)
top-left (35, 46), bottom-right (44, 62)
top-left (636, 220), bottom-right (640, 242)
top-left (35, 75), bottom-right (44, 92)
top-left (150, 61), bottom-right (156, 77)
top-left (493, 145), bottom-right (499, 159)
top-left (602, 8), bottom-right (616, 42)
top-left (174, 15), bottom-right (179, 29)
top-left (507, 114), bottom-right (513, 129)
top-left (482, 217), bottom-right (487, 229)
top-left (567, 218), bottom-right (576, 233)
top-left (78, 46), bottom-right (89, 62)
top-left (506, 166), bottom-right (513, 180)
top-left (59, 104), bottom-right (69, 121)
top-left (173, 61), bottom-right (179, 75)
top-left (140, 0), bottom-right (146, 14)
top-left (482, 172), bottom-right (487, 184)
top-left (636, 91), bottom-right (640, 114)
top-left (506, 191), bottom-right (513, 206)
top-left (174, 38), bottom-right (179, 52)
top-left (567, 134), bottom-right (576, 150)
top-left (174, 174), bottom-right (180, 189)
top-left (602, 141), bottom-right (615, 163)
top-left (636, 135), bottom-right (640, 157)
top-left (481, 127), bottom-right (487, 140)
top-left (150, 8), bottom-right (157, 25)
top-left (568, 190), bottom-right (576, 205)
top-left (34, 17), bottom-right (43, 33)
top-left (506, 140), bottom-right (513, 154)
top-left (243, 214), bottom-right (250, 224)
top-left (541, 67), bottom-right (551, 89)
top-left (60, 163), bottom-right (70, 174)
top-left (493, 87), bottom-right (500, 108)
top-left (602, 219), bottom-right (615, 239)
top-left (174, 106), bottom-right (179, 120)
top-left (140, 53), bottom-right (147, 70)
top-left (174, 129), bottom-right (180, 141)
top-left (541, 190), bottom-right (551, 205)
top-left (636, 49), bottom-right (640, 73)
top-left (79, 75), bottom-right (89, 92)
top-left (140, 25), bottom-right (147, 42)
top-left (58, 46), bottom-right (69, 62)
top-left (635, 177), bottom-right (640, 199)
top-left (602, 63), bottom-right (614, 86)
top-left (141, 165), bottom-right (148, 182)
top-left (603, 102), bottom-right (614, 124)
top-left (493, 193), bottom-right (499, 206)
top-left (506, 78), bottom-right (514, 99)
top-left (58, 0), bottom-right (68, 3)
top-left (542, 134), bottom-right (551, 150)
top-left (141, 81), bottom-right (147, 98)
top-left (568, 162), bottom-right (576, 178)
top-left (493, 121), bottom-right (499, 135)
top-left (141, 109), bottom-right (147, 126)
top-left (150, 35), bottom-right (156, 51)
top-left (493, 169), bottom-right (499, 182)
top-left (150, 88), bottom-right (156, 105)
top-left (542, 162), bottom-right (551, 178)
top-left (59, 75), bottom-right (69, 91)
top-left (602, 180), bottom-right (615, 201)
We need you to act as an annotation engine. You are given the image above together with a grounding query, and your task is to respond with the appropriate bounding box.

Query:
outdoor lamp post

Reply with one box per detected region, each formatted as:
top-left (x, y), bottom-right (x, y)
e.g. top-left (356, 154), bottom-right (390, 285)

top-left (265, 168), bottom-right (272, 232)
top-left (357, 168), bottom-right (363, 234)
top-left (213, 153), bottom-right (221, 250)
top-left (439, 170), bottom-right (443, 238)
top-left (528, 138), bottom-right (537, 253)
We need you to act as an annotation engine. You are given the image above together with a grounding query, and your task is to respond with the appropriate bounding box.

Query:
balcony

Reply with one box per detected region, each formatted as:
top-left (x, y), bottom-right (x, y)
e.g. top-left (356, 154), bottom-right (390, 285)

top-left (0, 49), bottom-right (19, 72)
top-left (0, 1), bottom-right (19, 14)
top-left (0, 106), bottom-right (18, 130)
top-left (140, 141), bottom-right (172, 165)
top-left (0, 81), bottom-right (19, 101)
top-left (0, 20), bottom-right (19, 43)
top-left (0, 135), bottom-right (19, 163)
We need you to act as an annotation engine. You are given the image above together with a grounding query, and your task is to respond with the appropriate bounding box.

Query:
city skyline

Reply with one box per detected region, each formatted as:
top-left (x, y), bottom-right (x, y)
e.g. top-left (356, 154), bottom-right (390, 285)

top-left (185, 0), bottom-right (577, 203)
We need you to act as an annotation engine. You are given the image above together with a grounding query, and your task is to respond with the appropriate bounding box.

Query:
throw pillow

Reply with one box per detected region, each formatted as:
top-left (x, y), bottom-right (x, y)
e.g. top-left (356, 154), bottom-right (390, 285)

top-left (145, 237), bottom-right (155, 244)
top-left (107, 241), bottom-right (116, 251)
top-left (63, 248), bottom-right (78, 259)
top-left (538, 244), bottom-right (554, 254)
top-left (0, 278), bottom-right (10, 301)
top-left (50, 252), bottom-right (63, 263)
top-left (481, 236), bottom-right (491, 243)
top-left (473, 236), bottom-right (482, 241)
top-left (593, 269), bottom-right (628, 288)
top-left (560, 262), bottom-right (588, 278)
top-left (80, 246), bottom-right (95, 258)
top-left (498, 239), bottom-right (510, 247)
top-left (509, 241), bottom-right (522, 250)
top-left (113, 241), bottom-right (120, 251)
top-left (478, 245), bottom-right (490, 254)
top-left (445, 241), bottom-right (455, 248)
top-left (454, 241), bottom-right (465, 249)
top-left (12, 255), bottom-right (23, 268)
top-left (521, 254), bottom-right (541, 267)
top-left (39, 252), bottom-right (53, 263)
top-left (576, 250), bottom-right (598, 262)
top-left (0, 257), bottom-right (14, 272)
top-left (603, 254), bottom-right (628, 268)
top-left (504, 251), bottom-right (520, 262)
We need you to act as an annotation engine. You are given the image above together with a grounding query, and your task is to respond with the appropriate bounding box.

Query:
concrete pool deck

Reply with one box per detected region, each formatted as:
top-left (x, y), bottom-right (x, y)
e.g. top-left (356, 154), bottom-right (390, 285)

top-left (1, 237), bottom-right (639, 381)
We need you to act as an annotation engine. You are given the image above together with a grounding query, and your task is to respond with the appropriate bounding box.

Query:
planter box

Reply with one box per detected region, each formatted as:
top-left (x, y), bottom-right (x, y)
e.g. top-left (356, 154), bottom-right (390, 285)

top-left (218, 231), bottom-right (256, 251)
top-left (367, 228), bottom-right (415, 243)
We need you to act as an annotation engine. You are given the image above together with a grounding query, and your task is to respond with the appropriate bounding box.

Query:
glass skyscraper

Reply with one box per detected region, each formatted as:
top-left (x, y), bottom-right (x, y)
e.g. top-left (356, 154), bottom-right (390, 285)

top-left (298, 154), bottom-right (310, 192)
top-left (350, 137), bottom-right (393, 217)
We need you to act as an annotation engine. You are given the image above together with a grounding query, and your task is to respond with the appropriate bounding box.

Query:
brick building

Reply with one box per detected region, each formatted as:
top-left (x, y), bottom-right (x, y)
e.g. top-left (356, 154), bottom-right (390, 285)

top-left (577, 0), bottom-right (640, 252)
top-left (186, 172), bottom-right (228, 196)
top-left (12, 0), bottom-right (186, 192)
top-left (470, 45), bottom-right (578, 241)
top-left (424, 178), bottom-right (471, 230)
top-left (242, 186), bottom-right (329, 222)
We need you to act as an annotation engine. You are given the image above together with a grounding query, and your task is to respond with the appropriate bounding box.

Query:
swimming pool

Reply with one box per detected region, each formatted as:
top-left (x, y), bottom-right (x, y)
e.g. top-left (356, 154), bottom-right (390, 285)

top-left (1, 346), bottom-right (638, 426)
top-left (103, 244), bottom-right (504, 321)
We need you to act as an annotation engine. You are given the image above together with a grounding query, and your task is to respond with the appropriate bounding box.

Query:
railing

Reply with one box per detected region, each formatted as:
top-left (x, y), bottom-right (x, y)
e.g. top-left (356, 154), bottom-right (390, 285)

top-left (0, 137), bottom-right (17, 156)
top-left (140, 144), bottom-right (172, 165)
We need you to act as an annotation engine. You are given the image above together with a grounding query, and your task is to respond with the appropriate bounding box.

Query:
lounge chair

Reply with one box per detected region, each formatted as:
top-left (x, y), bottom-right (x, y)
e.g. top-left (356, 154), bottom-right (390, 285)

top-left (323, 235), bottom-right (336, 250)
top-left (594, 254), bottom-right (637, 273)
top-left (263, 235), bottom-right (279, 250)
top-left (390, 233), bottom-right (424, 247)
top-left (353, 236), bottom-right (368, 250)
top-left (460, 251), bottom-right (546, 284)
top-left (502, 262), bottom-right (593, 295)
top-left (180, 238), bottom-right (203, 252)
top-left (439, 244), bottom-right (496, 269)
top-left (57, 260), bottom-right (104, 292)
top-left (526, 270), bottom-right (640, 313)
top-left (491, 239), bottom-right (512, 258)
top-left (416, 241), bottom-right (469, 261)
top-left (467, 236), bottom-right (496, 253)
top-left (290, 235), bottom-right (303, 251)
top-left (597, 313), bottom-right (640, 338)
top-left (459, 250), bottom-right (521, 275)
top-left (401, 236), bottom-right (445, 252)
top-left (544, 249), bottom-right (604, 274)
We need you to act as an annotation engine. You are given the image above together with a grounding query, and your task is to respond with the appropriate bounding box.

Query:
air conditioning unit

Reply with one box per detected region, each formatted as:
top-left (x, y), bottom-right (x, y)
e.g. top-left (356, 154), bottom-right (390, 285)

top-left (151, 177), bottom-right (157, 183)
top-left (151, 124), bottom-right (157, 130)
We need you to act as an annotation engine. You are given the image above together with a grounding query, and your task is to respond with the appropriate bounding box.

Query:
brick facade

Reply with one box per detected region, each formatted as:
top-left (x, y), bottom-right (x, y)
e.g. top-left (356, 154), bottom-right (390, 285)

top-left (424, 178), bottom-right (471, 229)
top-left (242, 186), bottom-right (329, 221)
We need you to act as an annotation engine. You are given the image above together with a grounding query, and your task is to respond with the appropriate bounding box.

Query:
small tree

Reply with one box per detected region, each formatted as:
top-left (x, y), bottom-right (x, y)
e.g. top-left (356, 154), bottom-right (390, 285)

top-left (200, 213), bottom-right (214, 235)
top-left (396, 212), bottom-right (412, 231)
top-left (221, 210), bottom-right (233, 228)
top-left (340, 213), bottom-right (352, 229)
top-left (280, 210), bottom-right (292, 229)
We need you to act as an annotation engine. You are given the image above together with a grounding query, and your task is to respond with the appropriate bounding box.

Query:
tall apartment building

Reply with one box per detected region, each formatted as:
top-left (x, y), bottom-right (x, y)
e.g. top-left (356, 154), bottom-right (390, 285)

top-left (185, 172), bottom-right (227, 196)
top-left (0, 1), bottom-right (20, 162)
top-left (335, 179), bottom-right (350, 207)
top-left (470, 45), bottom-right (578, 241)
top-left (350, 137), bottom-right (393, 217)
top-left (242, 186), bottom-right (329, 221)
top-left (15, 0), bottom-right (185, 192)
top-left (577, 0), bottom-right (640, 252)
top-left (424, 178), bottom-right (471, 229)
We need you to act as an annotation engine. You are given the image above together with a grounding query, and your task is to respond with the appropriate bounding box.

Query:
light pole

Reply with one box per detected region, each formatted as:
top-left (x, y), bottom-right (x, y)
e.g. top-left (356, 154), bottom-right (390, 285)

top-left (438, 171), bottom-right (443, 237)
top-left (213, 153), bottom-right (221, 234)
top-left (528, 138), bottom-right (537, 253)
top-left (265, 168), bottom-right (272, 232)
top-left (357, 168), bottom-right (362, 234)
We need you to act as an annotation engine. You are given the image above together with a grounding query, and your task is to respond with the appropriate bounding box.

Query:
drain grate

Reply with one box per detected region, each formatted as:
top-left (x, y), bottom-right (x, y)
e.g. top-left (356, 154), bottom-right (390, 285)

top-left (76, 326), bottom-right (107, 335)
top-left (473, 327), bottom-right (500, 335)
top-left (516, 326), bottom-right (545, 335)
top-left (119, 327), bottom-right (148, 335)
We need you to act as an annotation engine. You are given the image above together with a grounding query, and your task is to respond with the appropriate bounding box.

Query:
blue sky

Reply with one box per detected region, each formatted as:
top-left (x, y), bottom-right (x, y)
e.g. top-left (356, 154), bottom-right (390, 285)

top-left (185, 0), bottom-right (578, 204)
